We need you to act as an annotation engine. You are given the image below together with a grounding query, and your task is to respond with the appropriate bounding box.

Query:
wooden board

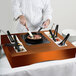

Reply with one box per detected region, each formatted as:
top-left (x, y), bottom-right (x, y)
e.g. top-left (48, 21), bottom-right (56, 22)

top-left (1, 31), bottom-right (76, 68)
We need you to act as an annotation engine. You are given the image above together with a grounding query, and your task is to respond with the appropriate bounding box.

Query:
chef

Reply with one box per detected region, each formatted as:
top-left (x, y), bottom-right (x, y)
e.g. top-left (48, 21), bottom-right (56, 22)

top-left (12, 0), bottom-right (52, 33)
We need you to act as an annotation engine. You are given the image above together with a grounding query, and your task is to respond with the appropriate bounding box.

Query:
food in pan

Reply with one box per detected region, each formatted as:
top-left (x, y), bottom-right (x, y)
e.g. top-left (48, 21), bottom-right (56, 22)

top-left (27, 34), bottom-right (42, 40)
top-left (25, 33), bottom-right (43, 44)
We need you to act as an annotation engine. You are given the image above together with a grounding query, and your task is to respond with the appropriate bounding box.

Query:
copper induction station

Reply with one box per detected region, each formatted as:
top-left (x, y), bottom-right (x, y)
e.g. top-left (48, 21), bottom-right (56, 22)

top-left (1, 30), bottom-right (76, 68)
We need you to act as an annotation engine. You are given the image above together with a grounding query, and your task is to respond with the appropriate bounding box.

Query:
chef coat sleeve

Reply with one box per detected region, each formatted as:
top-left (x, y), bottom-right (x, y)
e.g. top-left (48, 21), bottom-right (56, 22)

top-left (42, 0), bottom-right (53, 22)
top-left (11, 0), bottom-right (22, 20)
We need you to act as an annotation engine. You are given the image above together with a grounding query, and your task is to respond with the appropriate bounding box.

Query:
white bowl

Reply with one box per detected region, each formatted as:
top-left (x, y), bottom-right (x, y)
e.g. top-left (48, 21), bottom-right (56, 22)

top-left (62, 29), bottom-right (76, 42)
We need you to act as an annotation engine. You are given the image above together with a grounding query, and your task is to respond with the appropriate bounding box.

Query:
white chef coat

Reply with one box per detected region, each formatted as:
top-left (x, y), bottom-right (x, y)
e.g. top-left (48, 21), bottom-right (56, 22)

top-left (12, 0), bottom-right (52, 33)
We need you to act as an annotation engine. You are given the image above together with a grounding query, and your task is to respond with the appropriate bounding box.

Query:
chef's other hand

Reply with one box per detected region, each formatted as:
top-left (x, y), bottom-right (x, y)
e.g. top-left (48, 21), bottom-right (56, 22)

top-left (19, 15), bottom-right (26, 26)
top-left (42, 19), bottom-right (50, 28)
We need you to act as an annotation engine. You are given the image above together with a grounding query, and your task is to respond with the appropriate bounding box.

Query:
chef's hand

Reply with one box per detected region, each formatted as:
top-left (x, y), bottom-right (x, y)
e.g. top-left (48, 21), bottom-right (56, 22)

top-left (42, 19), bottom-right (50, 28)
top-left (19, 15), bottom-right (26, 26)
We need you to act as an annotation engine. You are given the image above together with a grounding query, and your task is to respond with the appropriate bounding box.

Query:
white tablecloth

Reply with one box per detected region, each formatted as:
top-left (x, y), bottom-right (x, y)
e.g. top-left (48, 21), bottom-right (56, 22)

top-left (0, 54), bottom-right (76, 76)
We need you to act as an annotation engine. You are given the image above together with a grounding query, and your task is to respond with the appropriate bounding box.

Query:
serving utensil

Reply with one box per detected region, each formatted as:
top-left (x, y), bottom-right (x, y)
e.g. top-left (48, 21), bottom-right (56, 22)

top-left (37, 21), bottom-right (46, 33)
top-left (54, 25), bottom-right (59, 37)
top-left (49, 30), bottom-right (56, 42)
top-left (38, 27), bottom-right (43, 33)
top-left (58, 33), bottom-right (70, 46)
top-left (7, 31), bottom-right (14, 42)
top-left (24, 24), bottom-right (33, 38)
top-left (5, 35), bottom-right (21, 52)
top-left (13, 35), bottom-right (21, 52)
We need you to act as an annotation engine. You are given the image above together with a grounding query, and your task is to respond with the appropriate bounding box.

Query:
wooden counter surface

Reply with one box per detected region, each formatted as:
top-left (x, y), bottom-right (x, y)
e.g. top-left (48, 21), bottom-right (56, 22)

top-left (1, 31), bottom-right (76, 68)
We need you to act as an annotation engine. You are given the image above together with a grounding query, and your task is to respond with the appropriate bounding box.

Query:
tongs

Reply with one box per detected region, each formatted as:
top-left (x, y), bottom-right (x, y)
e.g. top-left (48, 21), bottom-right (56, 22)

top-left (49, 30), bottom-right (56, 42)
top-left (7, 31), bottom-right (14, 42)
top-left (5, 35), bottom-right (21, 52)
top-left (54, 25), bottom-right (59, 37)
top-left (49, 24), bottom-right (59, 41)
top-left (58, 33), bottom-right (70, 46)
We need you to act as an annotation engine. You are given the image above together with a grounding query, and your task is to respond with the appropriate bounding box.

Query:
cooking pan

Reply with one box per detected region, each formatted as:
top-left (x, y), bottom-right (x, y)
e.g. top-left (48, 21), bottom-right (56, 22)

top-left (25, 32), bottom-right (43, 44)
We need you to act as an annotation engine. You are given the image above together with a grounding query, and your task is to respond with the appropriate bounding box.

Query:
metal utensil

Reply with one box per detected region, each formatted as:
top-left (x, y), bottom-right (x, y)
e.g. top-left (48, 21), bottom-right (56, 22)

top-left (5, 35), bottom-right (21, 52)
top-left (49, 30), bottom-right (56, 42)
top-left (58, 33), bottom-right (70, 46)
top-left (38, 27), bottom-right (43, 33)
top-left (54, 25), bottom-right (59, 37)
top-left (7, 31), bottom-right (14, 42)
top-left (13, 35), bottom-right (21, 52)
top-left (37, 21), bottom-right (46, 33)
top-left (24, 24), bottom-right (33, 38)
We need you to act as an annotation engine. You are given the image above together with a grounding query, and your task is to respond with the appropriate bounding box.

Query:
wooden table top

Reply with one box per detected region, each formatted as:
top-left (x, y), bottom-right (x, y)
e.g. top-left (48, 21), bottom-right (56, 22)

top-left (1, 30), bottom-right (75, 56)
top-left (1, 30), bottom-right (76, 68)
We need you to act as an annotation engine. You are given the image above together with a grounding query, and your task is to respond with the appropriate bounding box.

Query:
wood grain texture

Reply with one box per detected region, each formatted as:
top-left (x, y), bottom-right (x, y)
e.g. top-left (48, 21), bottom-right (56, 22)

top-left (1, 31), bottom-right (76, 68)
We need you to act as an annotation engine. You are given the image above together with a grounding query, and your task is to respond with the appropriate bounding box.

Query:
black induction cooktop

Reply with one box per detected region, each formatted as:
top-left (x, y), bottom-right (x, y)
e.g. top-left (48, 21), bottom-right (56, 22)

top-left (21, 33), bottom-right (50, 45)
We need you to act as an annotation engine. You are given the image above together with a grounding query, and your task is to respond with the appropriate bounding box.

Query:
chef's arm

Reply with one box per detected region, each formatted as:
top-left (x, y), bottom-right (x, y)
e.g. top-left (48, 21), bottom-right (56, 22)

top-left (19, 15), bottom-right (26, 25)
top-left (42, 0), bottom-right (52, 26)
top-left (11, 0), bottom-right (23, 20)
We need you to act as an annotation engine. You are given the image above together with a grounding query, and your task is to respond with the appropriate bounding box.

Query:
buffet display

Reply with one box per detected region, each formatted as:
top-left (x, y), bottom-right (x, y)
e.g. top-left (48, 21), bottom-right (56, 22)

top-left (1, 25), bottom-right (76, 68)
